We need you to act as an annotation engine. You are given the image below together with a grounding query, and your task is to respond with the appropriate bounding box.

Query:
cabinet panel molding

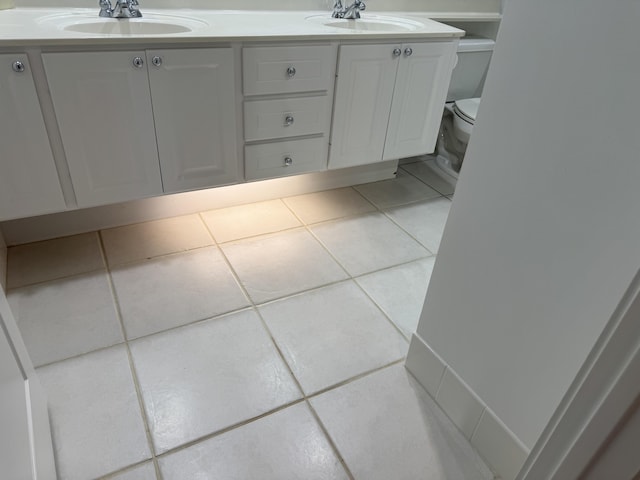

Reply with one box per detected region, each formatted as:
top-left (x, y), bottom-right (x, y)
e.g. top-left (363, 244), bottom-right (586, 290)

top-left (147, 48), bottom-right (239, 193)
top-left (0, 54), bottom-right (66, 221)
top-left (43, 51), bottom-right (162, 207)
top-left (384, 41), bottom-right (458, 160)
top-left (328, 44), bottom-right (399, 170)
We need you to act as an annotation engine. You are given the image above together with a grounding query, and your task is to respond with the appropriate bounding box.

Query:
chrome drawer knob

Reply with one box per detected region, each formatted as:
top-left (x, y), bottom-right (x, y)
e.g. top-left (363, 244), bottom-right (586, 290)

top-left (286, 66), bottom-right (296, 78)
top-left (404, 47), bottom-right (413, 57)
top-left (152, 56), bottom-right (163, 67)
top-left (12, 60), bottom-right (25, 73)
top-left (285, 115), bottom-right (294, 126)
top-left (392, 48), bottom-right (402, 57)
top-left (132, 57), bottom-right (144, 68)
top-left (284, 157), bottom-right (293, 167)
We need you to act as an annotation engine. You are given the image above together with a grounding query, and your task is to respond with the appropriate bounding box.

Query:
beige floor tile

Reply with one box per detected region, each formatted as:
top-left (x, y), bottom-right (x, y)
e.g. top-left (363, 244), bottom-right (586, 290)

top-left (101, 215), bottom-right (212, 266)
top-left (201, 199), bottom-right (301, 243)
top-left (354, 170), bottom-right (442, 209)
top-left (260, 281), bottom-right (407, 394)
top-left (401, 160), bottom-right (456, 196)
top-left (130, 310), bottom-right (301, 453)
top-left (7, 233), bottom-right (104, 288)
top-left (8, 271), bottom-right (123, 366)
top-left (385, 197), bottom-right (452, 254)
top-left (283, 187), bottom-right (376, 225)
top-left (310, 213), bottom-right (430, 276)
top-left (221, 229), bottom-right (348, 304)
top-left (111, 247), bottom-right (249, 339)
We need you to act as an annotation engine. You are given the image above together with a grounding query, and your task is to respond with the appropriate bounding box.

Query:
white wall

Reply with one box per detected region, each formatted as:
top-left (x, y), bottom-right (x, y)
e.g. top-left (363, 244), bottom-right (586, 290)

top-left (413, 0), bottom-right (640, 450)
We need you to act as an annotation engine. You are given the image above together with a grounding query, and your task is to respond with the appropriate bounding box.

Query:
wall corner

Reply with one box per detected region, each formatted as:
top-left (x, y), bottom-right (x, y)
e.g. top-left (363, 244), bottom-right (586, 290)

top-left (405, 333), bottom-right (529, 480)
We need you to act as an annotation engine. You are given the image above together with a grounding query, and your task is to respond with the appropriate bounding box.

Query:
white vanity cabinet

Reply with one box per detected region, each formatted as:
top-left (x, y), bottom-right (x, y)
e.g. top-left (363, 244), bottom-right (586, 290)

top-left (329, 40), bottom-right (458, 169)
top-left (42, 47), bottom-right (238, 207)
top-left (0, 54), bottom-right (66, 221)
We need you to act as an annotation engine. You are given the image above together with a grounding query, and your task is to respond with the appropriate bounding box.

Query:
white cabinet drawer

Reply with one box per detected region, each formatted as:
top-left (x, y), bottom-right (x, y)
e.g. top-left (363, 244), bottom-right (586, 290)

top-left (245, 137), bottom-right (327, 180)
top-left (243, 45), bottom-right (334, 95)
top-left (244, 96), bottom-right (328, 141)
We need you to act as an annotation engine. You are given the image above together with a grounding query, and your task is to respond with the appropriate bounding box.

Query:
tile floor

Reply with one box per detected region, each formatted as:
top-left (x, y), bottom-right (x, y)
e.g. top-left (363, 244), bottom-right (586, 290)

top-left (6, 158), bottom-right (494, 479)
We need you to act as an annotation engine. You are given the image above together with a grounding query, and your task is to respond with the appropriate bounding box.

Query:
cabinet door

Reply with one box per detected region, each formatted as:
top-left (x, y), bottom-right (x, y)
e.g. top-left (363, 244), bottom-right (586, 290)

top-left (0, 54), bottom-right (65, 220)
top-left (147, 48), bottom-right (238, 193)
top-left (43, 51), bottom-right (162, 207)
top-left (383, 41), bottom-right (457, 160)
top-left (328, 44), bottom-right (399, 169)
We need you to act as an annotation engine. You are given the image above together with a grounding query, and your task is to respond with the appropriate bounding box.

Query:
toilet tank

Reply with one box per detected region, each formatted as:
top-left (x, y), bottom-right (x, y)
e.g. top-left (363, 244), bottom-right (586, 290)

top-left (446, 36), bottom-right (495, 101)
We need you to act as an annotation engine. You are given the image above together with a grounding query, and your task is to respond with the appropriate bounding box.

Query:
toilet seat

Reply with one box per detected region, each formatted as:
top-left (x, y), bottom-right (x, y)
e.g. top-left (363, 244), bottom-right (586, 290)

top-left (451, 97), bottom-right (480, 144)
top-left (453, 97), bottom-right (481, 125)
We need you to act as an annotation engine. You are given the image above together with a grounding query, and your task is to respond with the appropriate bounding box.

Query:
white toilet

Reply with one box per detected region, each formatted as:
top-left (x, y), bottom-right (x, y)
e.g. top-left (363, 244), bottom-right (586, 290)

top-left (431, 36), bottom-right (495, 184)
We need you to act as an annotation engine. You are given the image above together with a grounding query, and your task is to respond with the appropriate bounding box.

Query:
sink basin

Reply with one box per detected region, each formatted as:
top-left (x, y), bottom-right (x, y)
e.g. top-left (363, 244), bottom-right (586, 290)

top-left (38, 13), bottom-right (207, 35)
top-left (65, 20), bottom-right (192, 35)
top-left (305, 14), bottom-right (424, 32)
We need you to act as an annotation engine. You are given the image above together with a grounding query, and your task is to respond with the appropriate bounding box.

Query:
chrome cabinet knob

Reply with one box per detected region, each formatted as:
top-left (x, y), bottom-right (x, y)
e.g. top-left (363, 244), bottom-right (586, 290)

top-left (284, 115), bottom-right (294, 126)
top-left (286, 66), bottom-right (296, 78)
top-left (132, 57), bottom-right (144, 68)
top-left (284, 157), bottom-right (293, 167)
top-left (12, 60), bottom-right (25, 73)
top-left (392, 48), bottom-right (402, 57)
top-left (404, 47), bottom-right (413, 57)
top-left (151, 56), bottom-right (162, 67)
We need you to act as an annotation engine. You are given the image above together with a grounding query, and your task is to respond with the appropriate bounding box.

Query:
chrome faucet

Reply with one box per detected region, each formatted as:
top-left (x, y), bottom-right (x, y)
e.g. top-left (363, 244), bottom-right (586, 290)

top-left (99, 0), bottom-right (142, 18)
top-left (332, 0), bottom-right (366, 19)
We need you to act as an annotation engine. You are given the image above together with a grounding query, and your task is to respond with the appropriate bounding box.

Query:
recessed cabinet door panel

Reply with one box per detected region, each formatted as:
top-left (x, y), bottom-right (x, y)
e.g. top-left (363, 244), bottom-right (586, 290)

top-left (0, 54), bottom-right (66, 221)
top-left (43, 51), bottom-right (162, 207)
top-left (328, 44), bottom-right (398, 169)
top-left (383, 41), bottom-right (457, 160)
top-left (147, 48), bottom-right (238, 193)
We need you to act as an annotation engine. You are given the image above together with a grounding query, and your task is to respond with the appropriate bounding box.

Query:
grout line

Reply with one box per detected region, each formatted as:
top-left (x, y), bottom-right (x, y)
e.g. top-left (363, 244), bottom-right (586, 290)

top-left (96, 231), bottom-right (163, 480)
top-left (5, 264), bottom-right (109, 291)
top-left (95, 458), bottom-right (154, 479)
top-left (379, 207), bottom-right (438, 256)
top-left (352, 278), bottom-right (413, 342)
top-left (399, 162), bottom-right (456, 197)
top-left (33, 340), bottom-right (128, 370)
top-left (152, 398), bottom-right (306, 460)
top-left (246, 310), bottom-right (343, 472)
top-left (469, 407), bottom-right (486, 442)
top-left (305, 399), bottom-right (356, 480)
top-left (196, 211), bottom-right (218, 245)
top-left (306, 358), bottom-right (406, 400)
top-left (434, 365), bottom-right (449, 400)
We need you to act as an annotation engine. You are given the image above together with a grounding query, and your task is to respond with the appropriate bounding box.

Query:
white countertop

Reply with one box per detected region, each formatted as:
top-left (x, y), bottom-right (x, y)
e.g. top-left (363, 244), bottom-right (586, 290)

top-left (0, 7), bottom-right (465, 47)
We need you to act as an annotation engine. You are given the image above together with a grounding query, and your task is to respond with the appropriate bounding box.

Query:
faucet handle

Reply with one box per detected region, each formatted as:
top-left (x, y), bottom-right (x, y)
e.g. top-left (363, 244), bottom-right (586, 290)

top-left (129, 0), bottom-right (142, 17)
top-left (98, 0), bottom-right (113, 17)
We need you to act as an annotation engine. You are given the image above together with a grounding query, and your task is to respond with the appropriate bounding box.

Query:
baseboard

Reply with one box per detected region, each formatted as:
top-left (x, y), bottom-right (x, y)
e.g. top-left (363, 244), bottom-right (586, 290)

top-left (0, 161), bottom-right (397, 246)
top-left (406, 334), bottom-right (530, 480)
